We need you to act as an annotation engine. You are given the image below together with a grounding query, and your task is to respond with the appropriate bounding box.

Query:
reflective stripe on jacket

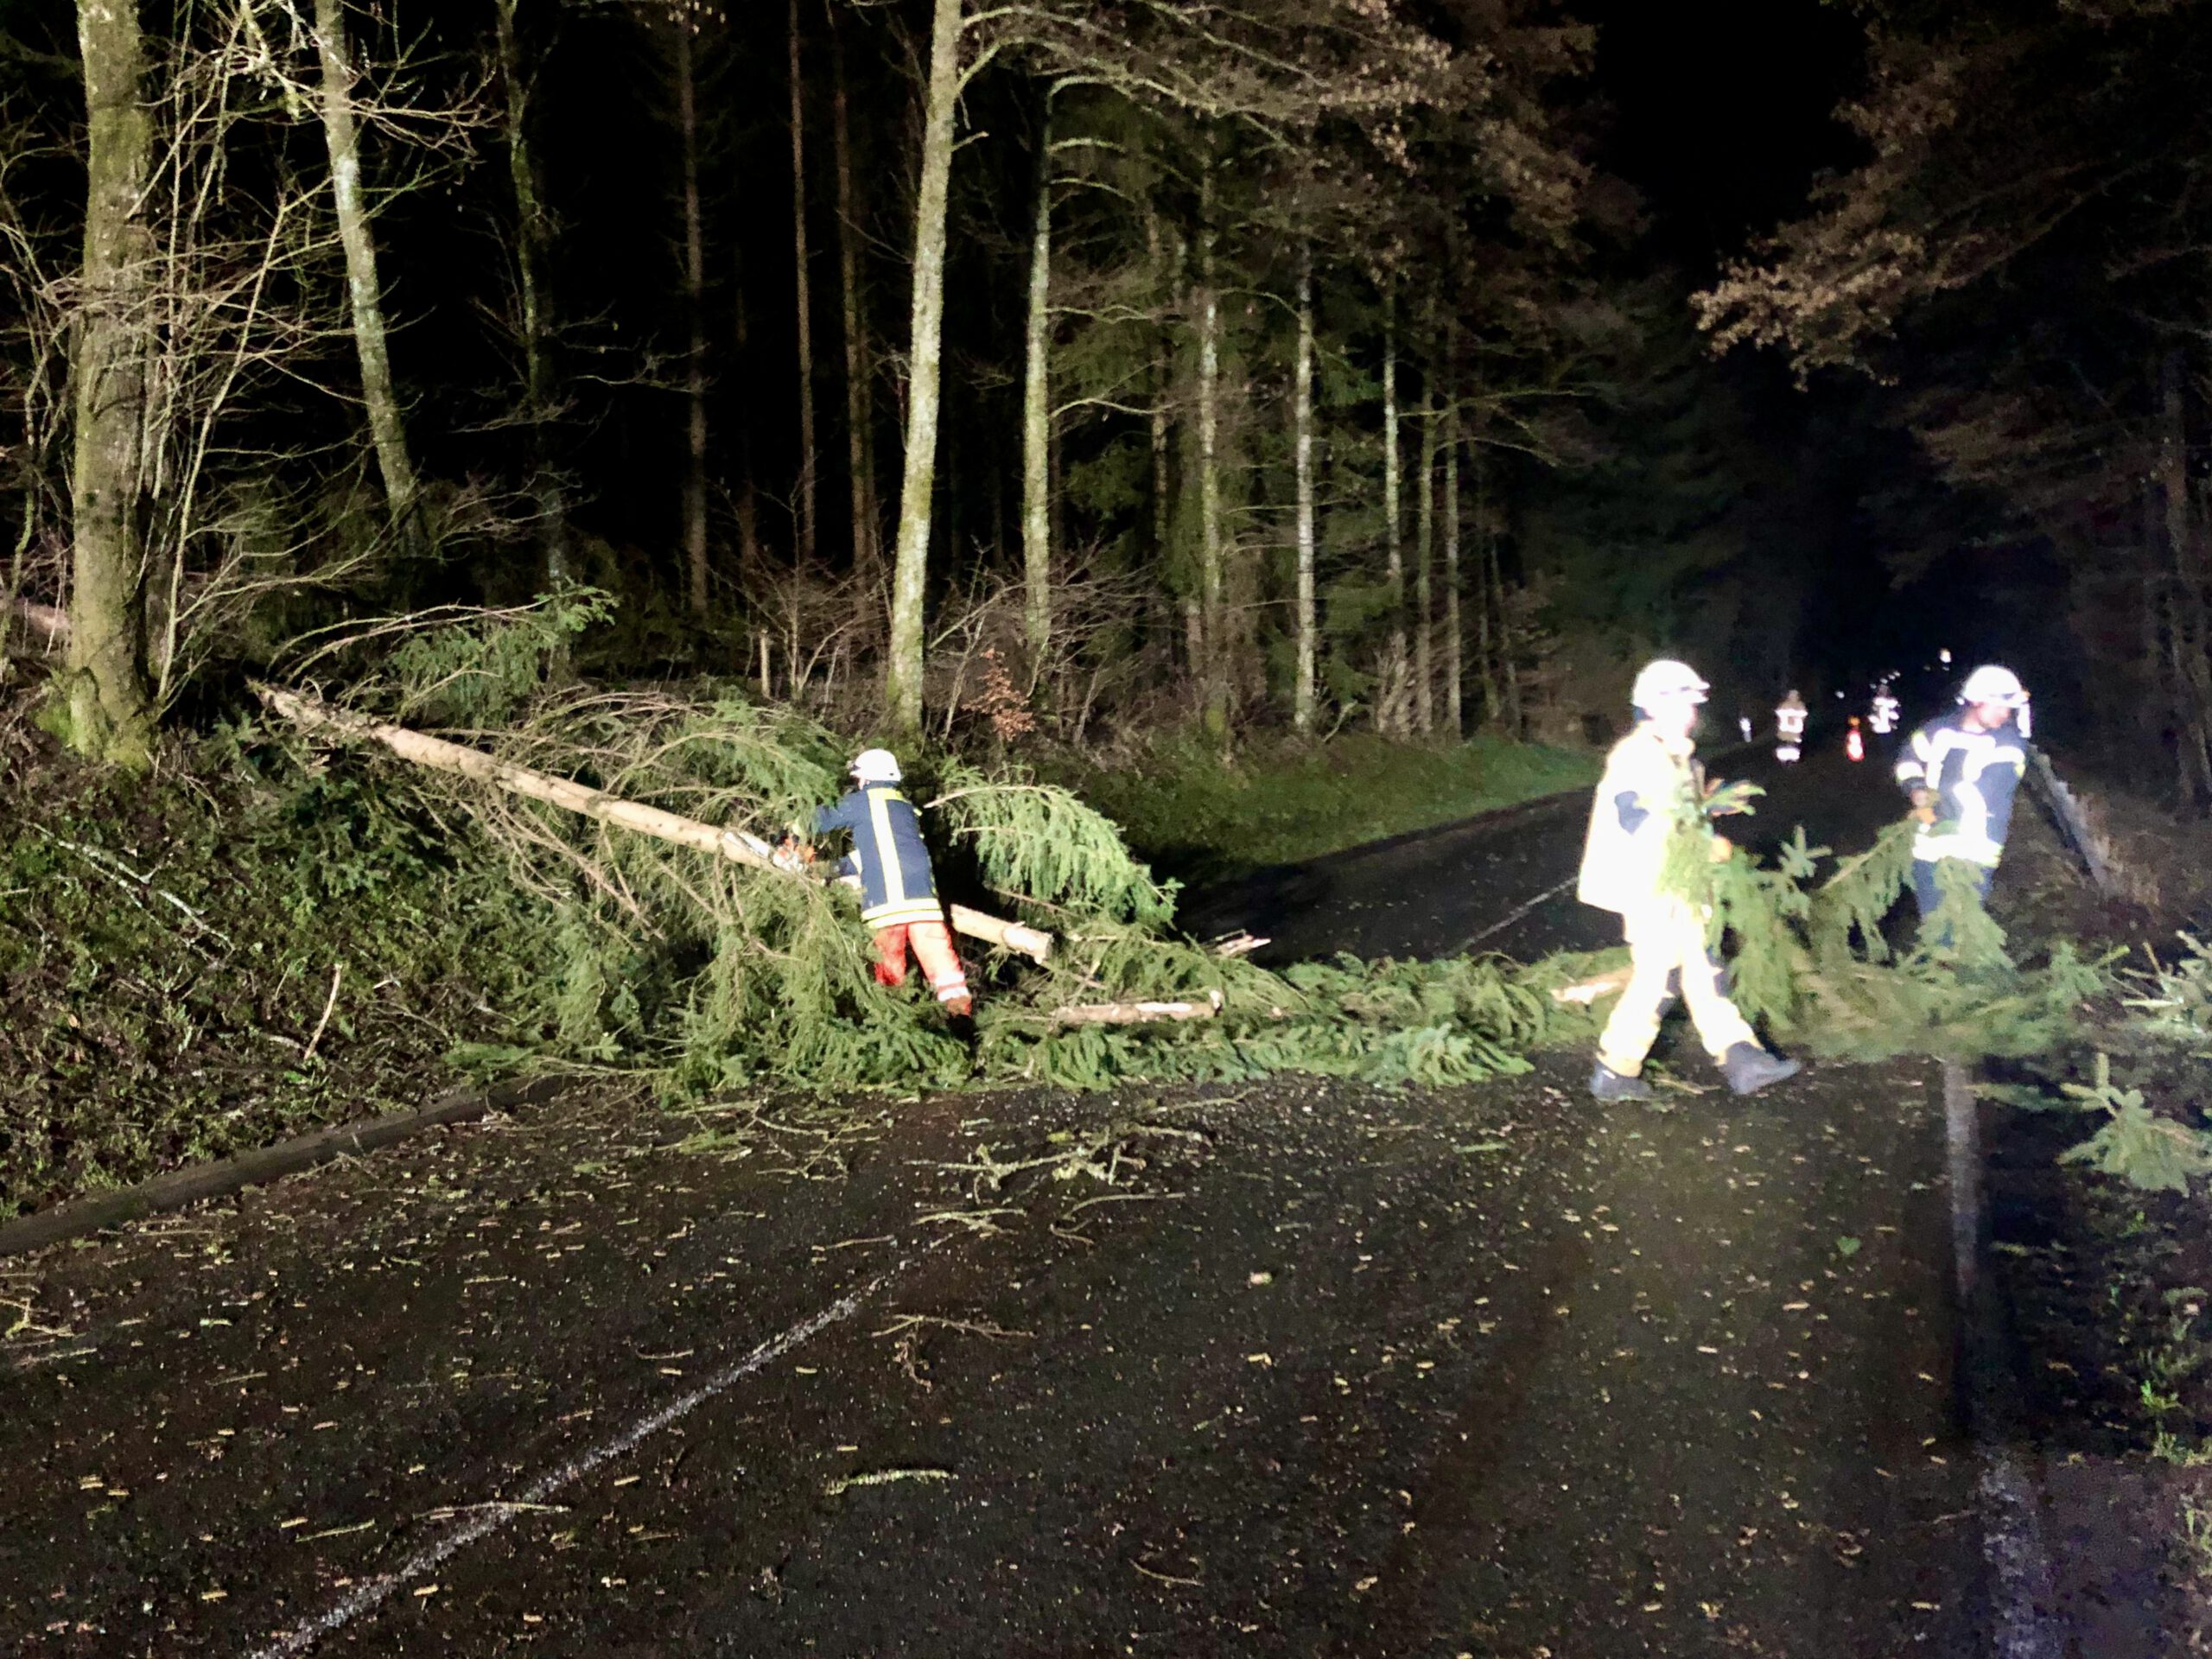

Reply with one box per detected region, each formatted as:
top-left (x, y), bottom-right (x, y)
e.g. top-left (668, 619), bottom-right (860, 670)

top-left (1893, 710), bottom-right (2026, 867)
top-left (1577, 723), bottom-right (1698, 916)
top-left (814, 785), bottom-right (945, 927)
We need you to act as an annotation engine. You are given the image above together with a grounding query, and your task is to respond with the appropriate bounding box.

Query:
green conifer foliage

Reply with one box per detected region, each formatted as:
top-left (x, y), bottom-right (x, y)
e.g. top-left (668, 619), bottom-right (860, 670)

top-left (2059, 1054), bottom-right (2212, 1195)
top-left (928, 765), bottom-right (1175, 928)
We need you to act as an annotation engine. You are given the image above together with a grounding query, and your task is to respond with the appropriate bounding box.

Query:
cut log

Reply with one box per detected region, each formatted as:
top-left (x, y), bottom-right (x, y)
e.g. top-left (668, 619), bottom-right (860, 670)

top-left (7, 597), bottom-right (69, 650)
top-left (946, 905), bottom-right (1051, 964)
top-left (1052, 990), bottom-right (1223, 1027)
top-left (253, 683), bottom-right (1053, 964)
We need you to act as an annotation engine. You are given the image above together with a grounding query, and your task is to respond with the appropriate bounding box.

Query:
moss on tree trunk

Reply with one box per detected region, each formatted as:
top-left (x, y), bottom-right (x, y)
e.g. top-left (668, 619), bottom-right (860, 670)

top-left (314, 0), bottom-right (419, 539)
top-left (886, 0), bottom-right (962, 736)
top-left (1021, 116), bottom-right (1052, 666)
top-left (67, 0), bottom-right (156, 768)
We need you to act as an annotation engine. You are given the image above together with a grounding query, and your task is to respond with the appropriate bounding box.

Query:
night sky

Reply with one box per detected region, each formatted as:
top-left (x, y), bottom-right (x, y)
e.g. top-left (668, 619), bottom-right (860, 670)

top-left (1574, 0), bottom-right (2081, 721)
top-left (1582, 0), bottom-right (1866, 266)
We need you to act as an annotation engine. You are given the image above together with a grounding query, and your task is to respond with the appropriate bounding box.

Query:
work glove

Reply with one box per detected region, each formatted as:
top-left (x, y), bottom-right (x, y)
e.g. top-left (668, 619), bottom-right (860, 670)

top-left (771, 836), bottom-right (816, 873)
top-left (1707, 834), bottom-right (1735, 864)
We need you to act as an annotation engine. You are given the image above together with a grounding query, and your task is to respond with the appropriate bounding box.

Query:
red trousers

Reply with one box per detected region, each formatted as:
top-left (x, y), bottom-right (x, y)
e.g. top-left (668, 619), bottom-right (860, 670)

top-left (871, 919), bottom-right (971, 1014)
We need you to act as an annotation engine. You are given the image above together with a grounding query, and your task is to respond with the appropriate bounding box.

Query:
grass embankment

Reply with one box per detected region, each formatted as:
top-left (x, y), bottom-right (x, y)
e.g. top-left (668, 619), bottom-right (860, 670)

top-left (0, 723), bottom-right (557, 1217)
top-left (1061, 731), bottom-right (1600, 881)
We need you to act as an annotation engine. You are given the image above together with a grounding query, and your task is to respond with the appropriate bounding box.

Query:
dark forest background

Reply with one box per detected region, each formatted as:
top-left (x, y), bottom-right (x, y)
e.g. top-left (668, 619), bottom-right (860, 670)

top-left (3, 0), bottom-right (2209, 797)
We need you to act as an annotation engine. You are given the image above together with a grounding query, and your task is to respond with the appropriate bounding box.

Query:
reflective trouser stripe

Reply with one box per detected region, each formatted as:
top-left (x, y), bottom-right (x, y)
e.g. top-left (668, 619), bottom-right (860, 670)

top-left (874, 920), bottom-right (968, 1003)
top-left (862, 901), bottom-right (945, 928)
top-left (1597, 898), bottom-right (1758, 1077)
top-left (907, 920), bottom-right (966, 1000)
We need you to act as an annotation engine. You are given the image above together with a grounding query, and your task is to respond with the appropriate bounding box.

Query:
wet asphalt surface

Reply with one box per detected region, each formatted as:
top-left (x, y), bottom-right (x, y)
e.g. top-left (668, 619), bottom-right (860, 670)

top-left (1, 734), bottom-right (1998, 1656)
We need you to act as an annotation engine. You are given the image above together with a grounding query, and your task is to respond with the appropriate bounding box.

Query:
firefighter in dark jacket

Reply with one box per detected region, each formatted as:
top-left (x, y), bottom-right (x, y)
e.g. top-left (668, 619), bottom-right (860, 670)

top-left (802, 748), bottom-right (973, 1016)
top-left (1893, 664), bottom-right (2031, 923)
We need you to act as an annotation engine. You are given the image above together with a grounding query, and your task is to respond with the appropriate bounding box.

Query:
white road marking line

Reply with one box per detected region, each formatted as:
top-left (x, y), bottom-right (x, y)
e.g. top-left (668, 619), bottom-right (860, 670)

top-left (1457, 876), bottom-right (1575, 954)
top-left (247, 1257), bottom-right (916, 1658)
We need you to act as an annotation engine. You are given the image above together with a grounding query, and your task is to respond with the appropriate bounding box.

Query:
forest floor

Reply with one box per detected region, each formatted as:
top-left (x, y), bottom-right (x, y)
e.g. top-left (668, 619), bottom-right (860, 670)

top-left (8, 733), bottom-right (2202, 1656)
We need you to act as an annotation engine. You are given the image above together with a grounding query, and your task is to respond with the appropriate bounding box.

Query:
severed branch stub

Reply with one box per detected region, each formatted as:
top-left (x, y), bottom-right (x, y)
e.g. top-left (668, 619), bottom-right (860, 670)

top-left (1549, 966), bottom-right (1631, 1006)
top-left (251, 683), bottom-right (1052, 963)
top-left (1051, 989), bottom-right (1223, 1027)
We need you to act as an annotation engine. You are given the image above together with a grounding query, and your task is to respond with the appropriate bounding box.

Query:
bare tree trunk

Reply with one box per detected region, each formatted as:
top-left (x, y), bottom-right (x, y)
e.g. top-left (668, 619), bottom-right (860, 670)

top-left (886, 0), bottom-right (962, 736)
top-left (1196, 157), bottom-right (1226, 736)
top-left (1143, 205), bottom-right (1172, 565)
top-left (2162, 351), bottom-right (2212, 801)
top-left (1145, 204), bottom-right (1174, 683)
top-left (788, 0), bottom-right (817, 569)
top-left (1379, 286), bottom-right (1404, 735)
top-left (2137, 488), bottom-right (2165, 768)
top-left (830, 12), bottom-right (875, 584)
top-left (733, 248), bottom-right (764, 573)
top-left (1151, 381), bottom-right (1171, 558)
top-left (1443, 383), bottom-right (1461, 738)
top-left (1414, 350), bottom-right (1436, 737)
top-left (1489, 518), bottom-right (1520, 735)
top-left (494, 0), bottom-right (568, 593)
top-left (1472, 442), bottom-right (1497, 725)
top-left (1020, 115), bottom-right (1052, 664)
top-left (1292, 239), bottom-right (1317, 736)
top-left (676, 20), bottom-right (709, 613)
top-left (67, 0), bottom-right (156, 766)
top-left (313, 0), bottom-right (419, 538)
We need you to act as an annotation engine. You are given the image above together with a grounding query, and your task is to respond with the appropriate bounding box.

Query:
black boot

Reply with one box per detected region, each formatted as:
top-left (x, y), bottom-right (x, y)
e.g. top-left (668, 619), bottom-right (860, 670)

top-left (1590, 1060), bottom-right (1656, 1102)
top-left (1719, 1042), bottom-right (1802, 1096)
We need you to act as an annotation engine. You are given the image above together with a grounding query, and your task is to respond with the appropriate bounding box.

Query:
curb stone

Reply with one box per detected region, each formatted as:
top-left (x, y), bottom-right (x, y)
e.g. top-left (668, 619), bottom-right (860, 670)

top-left (0, 1074), bottom-right (570, 1259)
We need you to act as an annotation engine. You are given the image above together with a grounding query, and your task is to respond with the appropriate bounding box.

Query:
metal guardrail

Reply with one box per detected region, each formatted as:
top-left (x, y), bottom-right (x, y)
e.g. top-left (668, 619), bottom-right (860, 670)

top-left (2022, 745), bottom-right (2118, 897)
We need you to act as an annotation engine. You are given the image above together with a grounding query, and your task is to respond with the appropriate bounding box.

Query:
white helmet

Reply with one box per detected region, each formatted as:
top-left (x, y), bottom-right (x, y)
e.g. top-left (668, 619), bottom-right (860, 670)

top-left (1630, 659), bottom-right (1709, 711)
top-left (1957, 664), bottom-right (2029, 709)
top-left (849, 747), bottom-right (901, 784)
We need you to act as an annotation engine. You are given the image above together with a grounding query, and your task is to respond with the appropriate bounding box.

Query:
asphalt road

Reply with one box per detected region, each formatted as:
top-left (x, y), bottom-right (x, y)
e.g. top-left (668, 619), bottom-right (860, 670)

top-left (1, 730), bottom-right (1995, 1656)
top-left (1184, 733), bottom-right (1904, 966)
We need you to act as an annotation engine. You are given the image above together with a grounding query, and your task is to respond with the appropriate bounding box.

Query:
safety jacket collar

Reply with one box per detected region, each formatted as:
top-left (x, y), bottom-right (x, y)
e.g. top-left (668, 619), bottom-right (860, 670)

top-left (1637, 720), bottom-right (1696, 763)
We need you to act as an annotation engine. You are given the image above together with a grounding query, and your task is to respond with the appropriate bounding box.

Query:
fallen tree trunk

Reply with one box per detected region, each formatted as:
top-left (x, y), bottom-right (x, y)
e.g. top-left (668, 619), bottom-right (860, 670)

top-left (1051, 991), bottom-right (1222, 1027)
top-left (253, 683), bottom-right (1053, 964)
top-left (7, 597), bottom-right (69, 651)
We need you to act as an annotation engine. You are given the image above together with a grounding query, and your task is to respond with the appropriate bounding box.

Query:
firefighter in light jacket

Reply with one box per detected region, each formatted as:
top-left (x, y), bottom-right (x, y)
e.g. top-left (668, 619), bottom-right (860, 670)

top-left (804, 749), bottom-right (973, 1017)
top-left (1579, 661), bottom-right (1803, 1101)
